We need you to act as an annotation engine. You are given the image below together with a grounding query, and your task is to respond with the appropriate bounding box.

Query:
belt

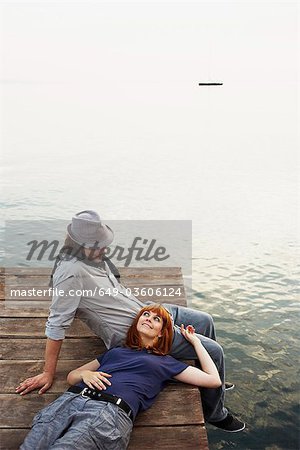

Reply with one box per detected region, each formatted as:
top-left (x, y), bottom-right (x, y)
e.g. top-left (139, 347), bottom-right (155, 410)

top-left (68, 386), bottom-right (133, 420)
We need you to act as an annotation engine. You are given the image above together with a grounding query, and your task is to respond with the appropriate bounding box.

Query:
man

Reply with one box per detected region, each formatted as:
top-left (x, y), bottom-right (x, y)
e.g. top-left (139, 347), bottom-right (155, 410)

top-left (16, 210), bottom-right (245, 432)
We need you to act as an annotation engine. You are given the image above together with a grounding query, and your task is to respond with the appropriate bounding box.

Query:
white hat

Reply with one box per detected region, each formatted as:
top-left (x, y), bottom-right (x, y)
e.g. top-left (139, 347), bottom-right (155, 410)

top-left (67, 210), bottom-right (114, 248)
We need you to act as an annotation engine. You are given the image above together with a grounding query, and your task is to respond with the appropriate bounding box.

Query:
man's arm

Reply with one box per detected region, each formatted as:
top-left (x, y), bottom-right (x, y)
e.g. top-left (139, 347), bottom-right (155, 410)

top-left (15, 268), bottom-right (83, 395)
top-left (15, 338), bottom-right (63, 395)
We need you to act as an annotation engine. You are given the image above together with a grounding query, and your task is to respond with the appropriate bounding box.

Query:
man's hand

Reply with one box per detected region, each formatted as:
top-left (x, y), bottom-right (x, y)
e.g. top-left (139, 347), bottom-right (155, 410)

top-left (15, 372), bottom-right (54, 396)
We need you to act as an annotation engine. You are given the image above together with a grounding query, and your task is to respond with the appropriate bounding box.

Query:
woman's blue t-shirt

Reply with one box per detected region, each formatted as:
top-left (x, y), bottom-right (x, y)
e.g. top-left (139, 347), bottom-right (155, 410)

top-left (76, 347), bottom-right (188, 419)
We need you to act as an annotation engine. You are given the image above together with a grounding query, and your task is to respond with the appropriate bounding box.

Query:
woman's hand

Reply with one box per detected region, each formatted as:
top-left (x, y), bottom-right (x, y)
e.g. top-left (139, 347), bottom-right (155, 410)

top-left (180, 324), bottom-right (200, 346)
top-left (81, 370), bottom-right (112, 390)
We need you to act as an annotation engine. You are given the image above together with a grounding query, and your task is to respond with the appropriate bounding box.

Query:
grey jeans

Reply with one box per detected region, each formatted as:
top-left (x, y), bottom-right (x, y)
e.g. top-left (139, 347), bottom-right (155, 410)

top-left (20, 392), bottom-right (133, 450)
top-left (163, 304), bottom-right (227, 422)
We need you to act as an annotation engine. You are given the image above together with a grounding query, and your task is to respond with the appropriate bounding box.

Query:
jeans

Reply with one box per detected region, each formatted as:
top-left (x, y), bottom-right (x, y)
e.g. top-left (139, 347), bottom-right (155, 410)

top-left (20, 392), bottom-right (133, 450)
top-left (162, 304), bottom-right (227, 422)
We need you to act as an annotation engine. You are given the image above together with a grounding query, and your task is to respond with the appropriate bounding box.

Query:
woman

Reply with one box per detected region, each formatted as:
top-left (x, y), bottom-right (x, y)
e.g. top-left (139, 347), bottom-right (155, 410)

top-left (16, 210), bottom-right (245, 432)
top-left (20, 304), bottom-right (221, 450)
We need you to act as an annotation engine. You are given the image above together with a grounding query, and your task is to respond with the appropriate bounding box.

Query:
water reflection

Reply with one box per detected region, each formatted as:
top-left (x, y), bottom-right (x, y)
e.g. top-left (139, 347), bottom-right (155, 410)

top-left (193, 253), bottom-right (300, 449)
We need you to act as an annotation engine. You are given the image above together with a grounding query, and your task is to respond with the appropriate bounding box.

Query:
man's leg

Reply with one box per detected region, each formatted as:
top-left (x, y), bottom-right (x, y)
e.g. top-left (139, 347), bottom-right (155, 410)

top-left (164, 303), bottom-right (226, 420)
top-left (163, 304), bottom-right (216, 340)
top-left (164, 304), bottom-right (245, 431)
top-left (170, 325), bottom-right (227, 422)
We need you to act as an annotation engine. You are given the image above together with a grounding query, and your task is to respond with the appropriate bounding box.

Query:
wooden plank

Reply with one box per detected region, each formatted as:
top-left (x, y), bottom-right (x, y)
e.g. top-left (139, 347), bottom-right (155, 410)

top-left (0, 358), bottom-right (193, 394)
top-left (120, 267), bottom-right (182, 279)
top-left (0, 337), bottom-right (105, 360)
top-left (2, 277), bottom-right (184, 288)
top-left (0, 430), bottom-right (28, 450)
top-left (3, 277), bottom-right (184, 290)
top-left (1, 268), bottom-right (186, 309)
top-left (0, 426), bottom-right (209, 450)
top-left (0, 394), bottom-right (60, 428)
top-left (0, 360), bottom-right (95, 392)
top-left (3, 267), bottom-right (182, 278)
top-left (0, 295), bottom-right (186, 316)
top-left (0, 303), bottom-right (51, 317)
top-left (1, 361), bottom-right (197, 396)
top-left (2, 283), bottom-right (185, 302)
top-left (0, 266), bottom-right (207, 449)
top-left (0, 318), bottom-right (97, 338)
top-left (0, 385), bottom-right (203, 428)
top-left (128, 426), bottom-right (209, 450)
top-left (134, 384), bottom-right (204, 425)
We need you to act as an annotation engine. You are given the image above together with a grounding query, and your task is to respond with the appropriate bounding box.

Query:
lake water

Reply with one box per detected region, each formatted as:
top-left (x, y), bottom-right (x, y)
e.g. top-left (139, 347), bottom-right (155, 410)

top-left (1, 152), bottom-right (299, 450)
top-left (1, 2), bottom-right (299, 448)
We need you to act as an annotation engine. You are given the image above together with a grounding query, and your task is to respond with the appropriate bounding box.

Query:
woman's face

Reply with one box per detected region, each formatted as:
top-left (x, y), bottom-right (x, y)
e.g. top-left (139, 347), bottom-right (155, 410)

top-left (136, 310), bottom-right (163, 340)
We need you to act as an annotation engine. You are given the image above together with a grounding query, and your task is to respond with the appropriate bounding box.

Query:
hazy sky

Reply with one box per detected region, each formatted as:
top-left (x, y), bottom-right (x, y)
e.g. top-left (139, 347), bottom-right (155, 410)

top-left (2, 2), bottom-right (297, 156)
top-left (1, 1), bottom-right (298, 242)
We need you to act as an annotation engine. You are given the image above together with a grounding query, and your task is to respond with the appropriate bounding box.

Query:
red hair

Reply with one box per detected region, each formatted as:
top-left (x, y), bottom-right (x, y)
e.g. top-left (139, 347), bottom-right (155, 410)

top-left (125, 304), bottom-right (174, 356)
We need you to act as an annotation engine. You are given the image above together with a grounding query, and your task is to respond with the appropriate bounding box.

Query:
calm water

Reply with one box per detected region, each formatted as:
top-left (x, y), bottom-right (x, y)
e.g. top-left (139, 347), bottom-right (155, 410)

top-left (1, 198), bottom-right (299, 449)
top-left (191, 241), bottom-right (299, 450)
top-left (1, 3), bottom-right (298, 445)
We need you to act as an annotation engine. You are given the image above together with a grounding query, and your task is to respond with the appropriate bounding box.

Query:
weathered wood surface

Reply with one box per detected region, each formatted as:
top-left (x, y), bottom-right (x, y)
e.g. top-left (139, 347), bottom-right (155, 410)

top-left (128, 426), bottom-right (208, 449)
top-left (0, 337), bottom-right (105, 360)
top-left (0, 318), bottom-right (96, 338)
top-left (1, 266), bottom-right (186, 307)
top-left (2, 284), bottom-right (186, 304)
top-left (0, 426), bottom-right (207, 450)
top-left (1, 267), bottom-right (182, 277)
top-left (0, 267), bottom-right (209, 450)
top-left (0, 385), bottom-right (202, 427)
top-left (1, 361), bottom-right (195, 393)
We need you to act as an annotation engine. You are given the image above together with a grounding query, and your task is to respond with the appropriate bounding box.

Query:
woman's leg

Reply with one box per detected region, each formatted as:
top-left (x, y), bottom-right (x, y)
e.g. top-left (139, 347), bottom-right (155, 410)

top-left (50, 401), bottom-right (133, 450)
top-left (20, 392), bottom-right (79, 450)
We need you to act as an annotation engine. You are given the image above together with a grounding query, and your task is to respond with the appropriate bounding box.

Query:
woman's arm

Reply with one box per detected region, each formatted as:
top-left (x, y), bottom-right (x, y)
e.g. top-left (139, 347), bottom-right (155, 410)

top-left (67, 359), bottom-right (112, 390)
top-left (173, 325), bottom-right (222, 388)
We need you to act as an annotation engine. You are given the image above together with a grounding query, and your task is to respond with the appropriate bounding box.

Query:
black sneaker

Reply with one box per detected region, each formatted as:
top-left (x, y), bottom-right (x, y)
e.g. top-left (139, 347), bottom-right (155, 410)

top-left (209, 413), bottom-right (245, 432)
top-left (225, 382), bottom-right (235, 391)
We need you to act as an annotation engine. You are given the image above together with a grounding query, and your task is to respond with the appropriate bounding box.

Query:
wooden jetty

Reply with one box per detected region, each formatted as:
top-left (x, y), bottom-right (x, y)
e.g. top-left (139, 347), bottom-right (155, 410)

top-left (0, 267), bottom-right (209, 449)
